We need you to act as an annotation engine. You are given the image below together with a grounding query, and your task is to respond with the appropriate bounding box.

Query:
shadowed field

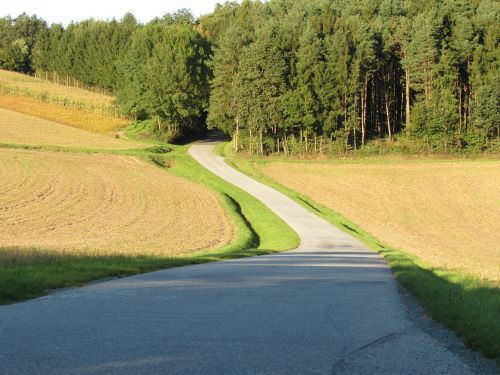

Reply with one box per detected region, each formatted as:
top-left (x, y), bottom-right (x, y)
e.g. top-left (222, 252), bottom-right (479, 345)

top-left (255, 160), bottom-right (500, 281)
top-left (0, 107), bottom-right (147, 149)
top-left (0, 148), bottom-right (234, 258)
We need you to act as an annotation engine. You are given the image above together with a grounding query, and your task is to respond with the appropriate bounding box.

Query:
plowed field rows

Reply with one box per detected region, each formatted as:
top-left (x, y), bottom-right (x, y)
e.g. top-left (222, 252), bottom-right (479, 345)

top-left (0, 149), bottom-right (233, 256)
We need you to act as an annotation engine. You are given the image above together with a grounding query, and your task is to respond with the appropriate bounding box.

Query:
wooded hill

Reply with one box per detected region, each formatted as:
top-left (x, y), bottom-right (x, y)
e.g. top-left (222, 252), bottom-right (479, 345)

top-left (1, 0), bottom-right (498, 153)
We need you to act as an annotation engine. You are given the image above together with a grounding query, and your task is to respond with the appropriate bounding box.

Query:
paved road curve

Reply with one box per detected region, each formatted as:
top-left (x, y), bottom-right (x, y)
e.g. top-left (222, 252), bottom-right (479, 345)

top-left (0, 142), bottom-right (495, 374)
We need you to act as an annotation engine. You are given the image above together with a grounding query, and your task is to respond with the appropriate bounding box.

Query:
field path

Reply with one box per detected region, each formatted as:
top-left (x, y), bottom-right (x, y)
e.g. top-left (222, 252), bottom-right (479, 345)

top-left (0, 141), bottom-right (495, 374)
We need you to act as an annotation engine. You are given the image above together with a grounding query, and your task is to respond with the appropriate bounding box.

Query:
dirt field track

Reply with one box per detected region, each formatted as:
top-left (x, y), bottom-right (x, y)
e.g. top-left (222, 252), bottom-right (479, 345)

top-left (0, 107), bottom-right (147, 149)
top-left (256, 160), bottom-right (500, 281)
top-left (0, 149), bottom-right (233, 256)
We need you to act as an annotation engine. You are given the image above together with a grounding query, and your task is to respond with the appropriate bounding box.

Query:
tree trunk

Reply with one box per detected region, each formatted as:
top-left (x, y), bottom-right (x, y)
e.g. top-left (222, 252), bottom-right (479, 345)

top-left (405, 62), bottom-right (411, 132)
top-left (385, 92), bottom-right (393, 142)
top-left (362, 78), bottom-right (368, 147)
top-left (353, 95), bottom-right (358, 151)
top-left (259, 128), bottom-right (264, 155)
top-left (458, 80), bottom-right (463, 136)
top-left (375, 75), bottom-right (381, 138)
top-left (249, 128), bottom-right (253, 155)
top-left (344, 93), bottom-right (349, 156)
top-left (464, 83), bottom-right (469, 134)
top-left (234, 117), bottom-right (239, 152)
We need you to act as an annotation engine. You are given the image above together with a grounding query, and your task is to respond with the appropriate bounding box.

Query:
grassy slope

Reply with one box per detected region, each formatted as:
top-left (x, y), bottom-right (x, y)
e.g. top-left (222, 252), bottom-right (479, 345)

top-left (220, 143), bottom-right (500, 362)
top-left (0, 130), bottom-right (298, 305)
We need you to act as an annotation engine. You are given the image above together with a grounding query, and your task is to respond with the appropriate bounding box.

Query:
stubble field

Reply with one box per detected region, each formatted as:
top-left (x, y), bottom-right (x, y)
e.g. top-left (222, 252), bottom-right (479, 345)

top-left (0, 148), bottom-right (234, 259)
top-left (255, 160), bottom-right (500, 281)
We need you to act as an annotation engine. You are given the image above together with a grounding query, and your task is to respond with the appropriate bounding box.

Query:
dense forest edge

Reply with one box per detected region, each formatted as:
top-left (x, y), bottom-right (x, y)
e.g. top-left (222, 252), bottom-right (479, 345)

top-left (1, 0), bottom-right (498, 154)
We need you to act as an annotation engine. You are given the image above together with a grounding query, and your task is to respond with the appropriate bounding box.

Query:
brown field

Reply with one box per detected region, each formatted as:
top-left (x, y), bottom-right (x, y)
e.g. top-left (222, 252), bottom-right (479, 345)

top-left (0, 107), bottom-right (147, 150)
top-left (0, 149), bottom-right (234, 257)
top-left (256, 160), bottom-right (500, 281)
top-left (0, 93), bottom-right (129, 134)
top-left (0, 69), bottom-right (120, 117)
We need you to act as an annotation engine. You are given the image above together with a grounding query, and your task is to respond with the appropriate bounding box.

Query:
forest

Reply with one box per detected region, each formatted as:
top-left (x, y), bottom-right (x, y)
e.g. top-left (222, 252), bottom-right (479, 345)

top-left (0, 0), bottom-right (498, 154)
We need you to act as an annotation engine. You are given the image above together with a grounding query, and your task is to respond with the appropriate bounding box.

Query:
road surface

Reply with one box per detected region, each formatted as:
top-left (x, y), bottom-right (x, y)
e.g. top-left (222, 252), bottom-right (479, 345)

top-left (0, 141), bottom-right (495, 374)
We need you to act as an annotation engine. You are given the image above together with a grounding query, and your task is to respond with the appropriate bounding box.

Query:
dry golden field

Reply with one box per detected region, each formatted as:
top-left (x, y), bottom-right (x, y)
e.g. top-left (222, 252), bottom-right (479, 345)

top-left (0, 69), bottom-right (120, 117)
top-left (0, 93), bottom-right (129, 134)
top-left (256, 160), bottom-right (500, 281)
top-left (0, 149), bottom-right (233, 257)
top-left (0, 107), bottom-right (147, 149)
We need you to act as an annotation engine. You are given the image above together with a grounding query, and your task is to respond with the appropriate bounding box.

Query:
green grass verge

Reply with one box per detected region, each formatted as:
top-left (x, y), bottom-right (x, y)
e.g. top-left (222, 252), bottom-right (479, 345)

top-left (224, 145), bottom-right (500, 362)
top-left (0, 142), bottom-right (171, 156)
top-left (0, 244), bottom-right (291, 305)
top-left (0, 132), bottom-right (298, 305)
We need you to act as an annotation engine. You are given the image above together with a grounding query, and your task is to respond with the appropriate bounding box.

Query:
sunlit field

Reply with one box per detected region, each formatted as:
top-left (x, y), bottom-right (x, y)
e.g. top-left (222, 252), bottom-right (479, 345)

top-left (0, 148), bottom-right (234, 259)
top-left (255, 159), bottom-right (500, 281)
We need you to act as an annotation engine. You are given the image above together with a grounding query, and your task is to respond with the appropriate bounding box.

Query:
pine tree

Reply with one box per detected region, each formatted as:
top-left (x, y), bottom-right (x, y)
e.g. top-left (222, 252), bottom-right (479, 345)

top-left (234, 23), bottom-right (287, 154)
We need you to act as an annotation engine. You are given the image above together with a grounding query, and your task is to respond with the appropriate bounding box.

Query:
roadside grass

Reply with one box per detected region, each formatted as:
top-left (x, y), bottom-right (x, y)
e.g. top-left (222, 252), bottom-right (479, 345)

top-left (124, 122), bottom-right (297, 252)
top-left (0, 141), bottom-right (167, 156)
top-left (163, 145), bottom-right (299, 252)
top-left (223, 144), bottom-right (500, 362)
top-left (0, 245), bottom-right (285, 305)
top-left (0, 136), bottom-right (298, 305)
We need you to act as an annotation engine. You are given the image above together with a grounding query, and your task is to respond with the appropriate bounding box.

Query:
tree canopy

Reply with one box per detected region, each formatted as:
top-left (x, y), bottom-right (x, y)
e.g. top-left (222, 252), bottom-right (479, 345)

top-left (0, 1), bottom-right (498, 150)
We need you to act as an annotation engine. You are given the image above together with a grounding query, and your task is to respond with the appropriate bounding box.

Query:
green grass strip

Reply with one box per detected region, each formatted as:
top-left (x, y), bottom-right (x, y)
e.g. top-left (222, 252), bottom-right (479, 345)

top-left (151, 144), bottom-right (299, 253)
top-left (225, 146), bottom-right (500, 363)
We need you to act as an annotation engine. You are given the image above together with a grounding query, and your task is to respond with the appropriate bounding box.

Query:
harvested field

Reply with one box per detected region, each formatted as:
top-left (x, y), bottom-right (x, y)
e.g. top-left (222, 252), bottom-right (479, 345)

top-left (256, 160), bottom-right (500, 281)
top-left (0, 107), bottom-right (147, 150)
top-left (0, 149), bottom-right (234, 257)
top-left (0, 93), bottom-right (129, 134)
top-left (0, 69), bottom-right (120, 117)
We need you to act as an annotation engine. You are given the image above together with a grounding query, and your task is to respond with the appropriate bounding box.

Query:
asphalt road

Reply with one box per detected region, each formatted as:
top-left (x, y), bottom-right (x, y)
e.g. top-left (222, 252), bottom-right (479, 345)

top-left (0, 141), bottom-right (496, 374)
